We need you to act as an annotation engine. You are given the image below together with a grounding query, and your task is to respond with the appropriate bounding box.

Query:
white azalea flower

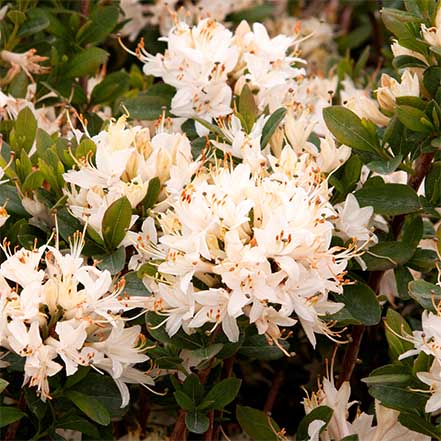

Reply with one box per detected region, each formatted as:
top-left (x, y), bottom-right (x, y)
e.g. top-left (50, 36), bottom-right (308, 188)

top-left (421, 5), bottom-right (441, 48)
top-left (377, 70), bottom-right (420, 112)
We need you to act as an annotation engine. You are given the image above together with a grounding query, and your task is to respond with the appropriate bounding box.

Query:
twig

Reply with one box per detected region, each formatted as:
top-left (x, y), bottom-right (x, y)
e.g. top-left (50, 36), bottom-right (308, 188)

top-left (170, 409), bottom-right (187, 441)
top-left (264, 369), bottom-right (285, 414)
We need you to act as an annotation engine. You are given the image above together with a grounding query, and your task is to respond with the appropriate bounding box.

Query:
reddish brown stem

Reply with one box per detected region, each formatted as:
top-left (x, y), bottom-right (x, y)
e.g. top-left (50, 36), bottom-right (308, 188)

top-left (170, 409), bottom-right (187, 441)
top-left (264, 370), bottom-right (285, 414)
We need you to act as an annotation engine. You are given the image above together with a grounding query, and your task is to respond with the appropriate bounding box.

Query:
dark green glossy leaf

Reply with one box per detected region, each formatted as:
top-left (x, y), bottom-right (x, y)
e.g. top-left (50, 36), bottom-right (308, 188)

top-left (323, 106), bottom-right (379, 153)
top-left (236, 405), bottom-right (280, 441)
top-left (185, 410), bottom-right (209, 434)
top-left (201, 378), bottom-right (241, 410)
top-left (337, 283), bottom-right (381, 326)
top-left (408, 280), bottom-right (441, 312)
top-left (355, 183), bottom-right (420, 216)
top-left (296, 406), bottom-right (333, 441)
top-left (385, 309), bottom-right (413, 361)
top-left (261, 107), bottom-right (286, 149)
top-left (64, 48), bottom-right (109, 78)
top-left (101, 196), bottom-right (132, 249)
top-left (65, 391), bottom-right (111, 425)
top-left (0, 406), bottom-right (26, 428)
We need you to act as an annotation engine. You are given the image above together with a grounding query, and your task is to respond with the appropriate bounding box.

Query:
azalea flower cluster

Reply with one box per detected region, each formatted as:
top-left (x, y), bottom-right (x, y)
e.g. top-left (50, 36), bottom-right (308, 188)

top-left (135, 16), bottom-right (324, 135)
top-left (303, 374), bottom-right (430, 441)
top-left (64, 116), bottom-right (195, 242)
top-left (116, 107), bottom-right (383, 350)
top-left (0, 234), bottom-right (154, 406)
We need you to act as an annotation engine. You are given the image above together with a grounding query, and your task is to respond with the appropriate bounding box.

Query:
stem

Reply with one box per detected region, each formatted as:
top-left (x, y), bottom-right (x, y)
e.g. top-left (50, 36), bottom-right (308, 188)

top-left (338, 150), bottom-right (435, 387)
top-left (264, 369), bottom-right (285, 414)
top-left (203, 411), bottom-right (215, 441)
top-left (170, 409), bottom-right (187, 441)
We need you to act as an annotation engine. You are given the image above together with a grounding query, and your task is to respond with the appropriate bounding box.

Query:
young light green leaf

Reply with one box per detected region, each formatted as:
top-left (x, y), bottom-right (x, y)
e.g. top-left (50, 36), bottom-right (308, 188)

top-left (238, 84), bottom-right (258, 133)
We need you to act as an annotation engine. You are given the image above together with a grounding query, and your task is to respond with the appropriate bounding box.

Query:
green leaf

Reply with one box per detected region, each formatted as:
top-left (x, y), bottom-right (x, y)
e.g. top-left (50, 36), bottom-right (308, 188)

top-left (101, 196), bottom-right (132, 250)
top-left (65, 391), bottom-right (111, 426)
top-left (385, 309), bottom-right (413, 361)
top-left (15, 107), bottom-right (37, 152)
top-left (187, 343), bottom-right (223, 363)
top-left (18, 8), bottom-right (50, 37)
top-left (64, 366), bottom-right (91, 389)
top-left (261, 107), bottom-right (287, 149)
top-left (296, 406), bottom-right (333, 441)
top-left (182, 374), bottom-right (205, 406)
top-left (22, 170), bottom-right (45, 194)
top-left (398, 413), bottom-right (441, 439)
top-left (123, 83), bottom-right (175, 120)
top-left (7, 10), bottom-right (26, 25)
top-left (236, 405), bottom-right (280, 441)
top-left (400, 214), bottom-right (424, 248)
top-left (425, 161), bottom-right (441, 206)
top-left (337, 283), bottom-right (381, 326)
top-left (201, 378), bottom-right (241, 410)
top-left (174, 390), bottom-right (195, 411)
top-left (341, 436), bottom-right (359, 441)
top-left (368, 384), bottom-right (427, 412)
top-left (396, 106), bottom-right (433, 133)
top-left (123, 272), bottom-right (150, 296)
top-left (185, 410), bottom-right (209, 434)
top-left (362, 373), bottom-right (412, 384)
top-left (73, 373), bottom-right (126, 417)
top-left (355, 183), bottom-right (420, 216)
top-left (24, 388), bottom-right (47, 420)
top-left (0, 184), bottom-right (27, 217)
top-left (64, 48), bottom-right (109, 78)
top-left (393, 55), bottom-right (428, 69)
top-left (227, 4), bottom-right (273, 23)
top-left (408, 280), bottom-right (441, 312)
top-left (57, 415), bottom-right (100, 439)
top-left (96, 247), bottom-right (126, 274)
top-left (0, 378), bottom-right (8, 393)
top-left (423, 67), bottom-right (441, 97)
top-left (239, 334), bottom-right (290, 360)
top-left (362, 241), bottom-right (416, 271)
top-left (323, 106), bottom-right (379, 153)
top-left (238, 84), bottom-right (258, 133)
top-left (0, 406), bottom-right (26, 428)
top-left (142, 177), bottom-right (161, 210)
top-left (75, 138), bottom-right (96, 159)
top-left (77, 5), bottom-right (119, 45)
top-left (366, 155), bottom-right (402, 175)
top-left (407, 248), bottom-right (438, 272)
top-left (90, 71), bottom-right (130, 105)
